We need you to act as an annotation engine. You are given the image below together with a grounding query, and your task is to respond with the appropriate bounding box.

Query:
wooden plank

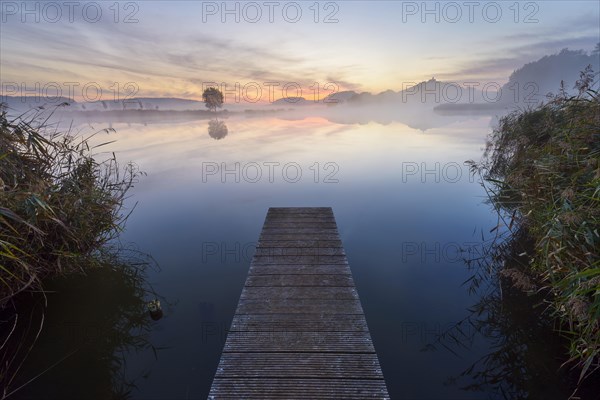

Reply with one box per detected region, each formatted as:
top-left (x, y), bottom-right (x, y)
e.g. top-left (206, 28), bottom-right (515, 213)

top-left (215, 353), bottom-right (384, 378)
top-left (262, 221), bottom-right (338, 227)
top-left (249, 264), bottom-right (351, 275)
top-left (263, 220), bottom-right (338, 225)
top-left (245, 274), bottom-right (354, 287)
top-left (262, 227), bottom-right (338, 236)
top-left (267, 209), bottom-right (333, 213)
top-left (236, 299), bottom-right (364, 314)
top-left (257, 240), bottom-right (344, 248)
top-left (255, 247), bottom-right (345, 256)
top-left (251, 255), bottom-right (348, 265)
top-left (253, 248), bottom-right (346, 256)
top-left (210, 207), bottom-right (389, 399)
top-left (239, 286), bottom-right (359, 300)
top-left (265, 212), bottom-right (335, 217)
top-left (267, 207), bottom-right (332, 213)
top-left (258, 234), bottom-right (342, 241)
top-left (222, 331), bottom-right (375, 353)
top-left (208, 379), bottom-right (390, 399)
top-left (230, 314), bottom-right (369, 332)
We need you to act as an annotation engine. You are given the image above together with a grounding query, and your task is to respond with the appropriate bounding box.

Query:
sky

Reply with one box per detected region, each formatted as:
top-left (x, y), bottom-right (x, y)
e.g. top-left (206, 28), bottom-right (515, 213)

top-left (0, 0), bottom-right (598, 103)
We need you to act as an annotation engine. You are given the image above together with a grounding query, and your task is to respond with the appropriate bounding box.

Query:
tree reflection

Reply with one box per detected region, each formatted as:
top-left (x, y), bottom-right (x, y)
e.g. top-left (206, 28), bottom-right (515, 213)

top-left (1, 250), bottom-right (164, 400)
top-left (208, 119), bottom-right (228, 140)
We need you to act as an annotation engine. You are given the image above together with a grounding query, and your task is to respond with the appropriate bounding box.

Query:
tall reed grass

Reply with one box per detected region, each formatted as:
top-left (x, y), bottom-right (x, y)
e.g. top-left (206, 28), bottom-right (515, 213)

top-left (0, 104), bottom-right (150, 398)
top-left (0, 105), bottom-right (142, 304)
top-left (468, 67), bottom-right (600, 389)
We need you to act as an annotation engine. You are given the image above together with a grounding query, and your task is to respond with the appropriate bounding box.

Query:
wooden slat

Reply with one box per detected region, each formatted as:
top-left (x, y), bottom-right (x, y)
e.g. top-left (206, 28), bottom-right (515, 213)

top-left (260, 228), bottom-right (339, 234)
top-left (246, 274), bottom-right (354, 287)
top-left (223, 331), bottom-right (375, 353)
top-left (255, 247), bottom-right (345, 256)
top-left (236, 299), bottom-right (364, 314)
top-left (230, 314), bottom-right (369, 332)
top-left (257, 240), bottom-right (344, 248)
top-left (261, 223), bottom-right (338, 229)
top-left (251, 255), bottom-right (348, 264)
top-left (209, 207), bottom-right (389, 399)
top-left (266, 212), bottom-right (336, 216)
top-left (208, 379), bottom-right (389, 399)
top-left (249, 264), bottom-right (351, 275)
top-left (239, 286), bottom-right (359, 300)
top-left (258, 233), bottom-right (342, 241)
top-left (262, 222), bottom-right (338, 228)
top-left (215, 353), bottom-right (384, 378)
top-left (267, 207), bottom-right (331, 213)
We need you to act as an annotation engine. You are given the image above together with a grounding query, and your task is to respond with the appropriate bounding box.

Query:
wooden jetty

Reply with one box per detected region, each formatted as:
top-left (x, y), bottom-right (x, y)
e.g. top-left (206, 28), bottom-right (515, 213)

top-left (209, 207), bottom-right (390, 399)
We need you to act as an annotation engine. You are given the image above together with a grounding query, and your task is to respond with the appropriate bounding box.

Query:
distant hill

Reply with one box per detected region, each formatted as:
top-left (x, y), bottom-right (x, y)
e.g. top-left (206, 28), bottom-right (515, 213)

top-left (0, 96), bottom-right (206, 114)
top-left (0, 96), bottom-right (74, 114)
top-left (271, 97), bottom-right (313, 106)
top-left (323, 90), bottom-right (357, 104)
top-left (345, 78), bottom-right (484, 107)
top-left (270, 92), bottom-right (358, 106)
top-left (501, 48), bottom-right (599, 104)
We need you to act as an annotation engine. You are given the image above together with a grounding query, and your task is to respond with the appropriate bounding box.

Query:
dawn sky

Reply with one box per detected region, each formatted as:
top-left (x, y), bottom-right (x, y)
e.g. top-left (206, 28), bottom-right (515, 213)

top-left (1, 1), bottom-right (598, 102)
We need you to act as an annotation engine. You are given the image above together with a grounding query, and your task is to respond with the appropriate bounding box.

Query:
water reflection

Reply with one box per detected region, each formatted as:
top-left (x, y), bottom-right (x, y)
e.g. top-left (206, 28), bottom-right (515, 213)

top-left (2, 252), bottom-right (164, 400)
top-left (47, 106), bottom-right (496, 133)
top-left (16, 113), bottom-right (509, 398)
top-left (208, 119), bottom-right (228, 140)
top-left (425, 227), bottom-right (595, 399)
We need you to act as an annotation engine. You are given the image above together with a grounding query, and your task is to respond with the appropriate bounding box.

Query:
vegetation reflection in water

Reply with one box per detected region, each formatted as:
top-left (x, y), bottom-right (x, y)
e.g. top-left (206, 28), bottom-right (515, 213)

top-left (2, 250), bottom-right (166, 400)
top-left (424, 228), bottom-right (574, 399)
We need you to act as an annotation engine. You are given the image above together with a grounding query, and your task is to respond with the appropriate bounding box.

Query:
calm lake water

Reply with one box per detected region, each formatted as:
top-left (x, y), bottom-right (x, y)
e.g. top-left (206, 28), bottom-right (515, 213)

top-left (14, 112), bottom-right (574, 399)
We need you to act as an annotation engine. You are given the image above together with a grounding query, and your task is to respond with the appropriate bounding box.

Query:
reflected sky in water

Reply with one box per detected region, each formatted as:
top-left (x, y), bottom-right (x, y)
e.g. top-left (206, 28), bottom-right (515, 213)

top-left (17, 111), bottom-right (570, 399)
top-left (75, 114), bottom-right (498, 399)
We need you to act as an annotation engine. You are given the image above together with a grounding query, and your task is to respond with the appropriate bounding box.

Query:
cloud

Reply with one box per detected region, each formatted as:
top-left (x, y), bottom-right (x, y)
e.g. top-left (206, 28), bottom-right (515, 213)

top-left (437, 32), bottom-right (598, 82)
top-left (1, 2), bottom-right (598, 98)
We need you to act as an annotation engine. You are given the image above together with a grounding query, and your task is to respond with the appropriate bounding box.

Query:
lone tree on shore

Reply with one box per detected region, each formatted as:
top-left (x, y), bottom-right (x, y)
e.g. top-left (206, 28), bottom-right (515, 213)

top-left (202, 87), bottom-right (224, 113)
